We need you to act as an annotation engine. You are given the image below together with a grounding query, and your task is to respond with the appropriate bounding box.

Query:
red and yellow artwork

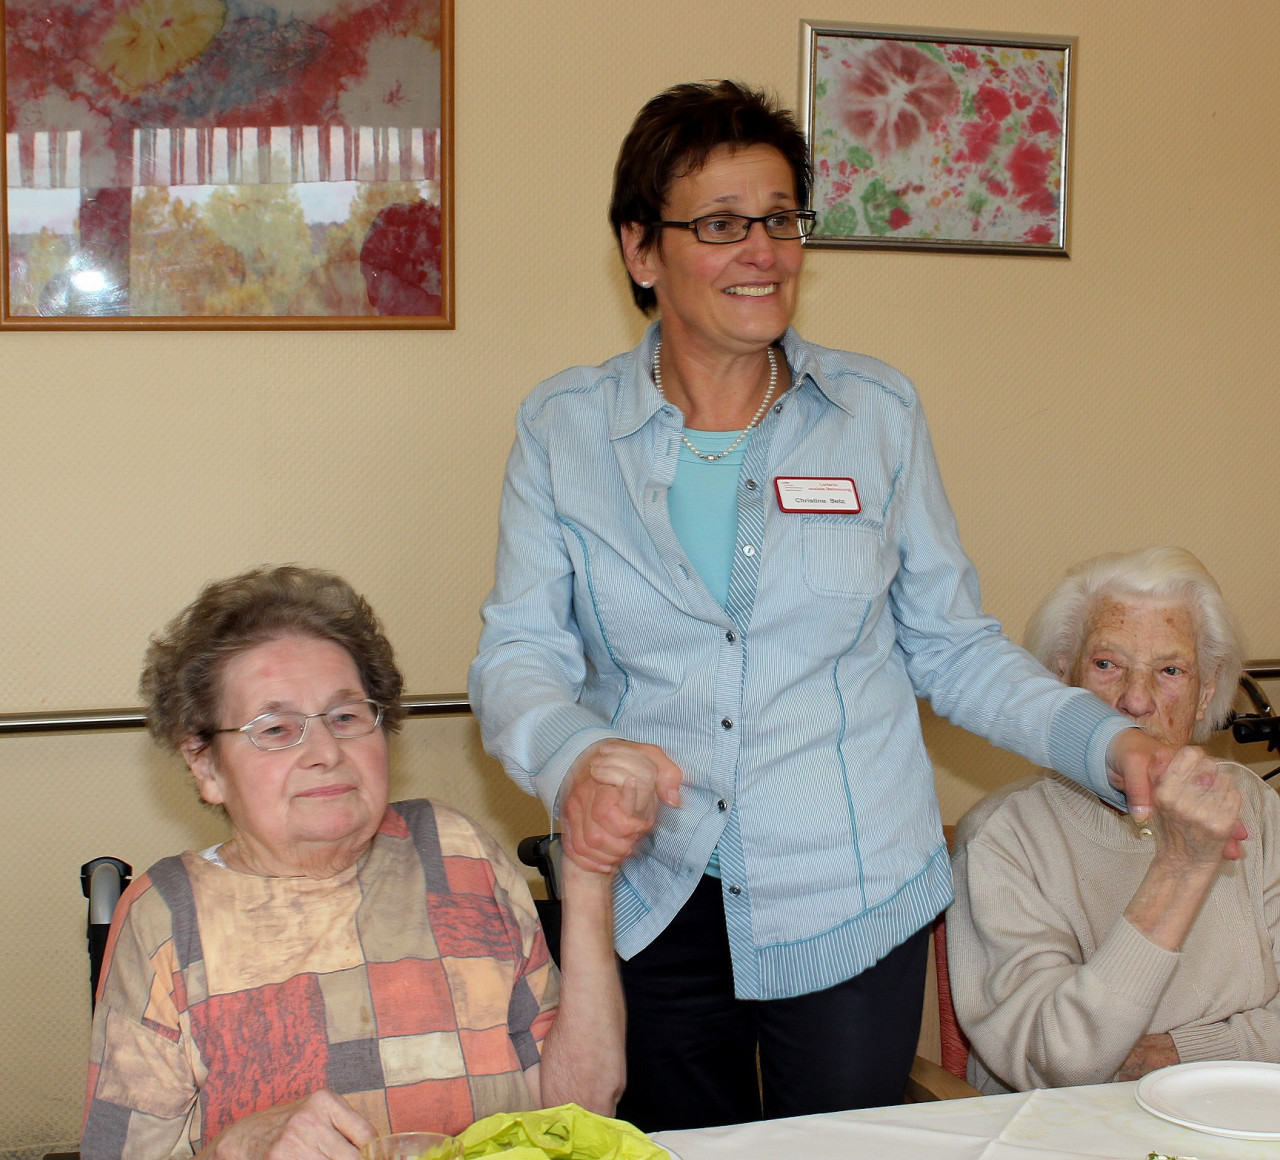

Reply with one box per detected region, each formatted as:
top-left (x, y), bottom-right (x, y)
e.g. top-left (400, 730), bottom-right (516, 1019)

top-left (3, 0), bottom-right (451, 325)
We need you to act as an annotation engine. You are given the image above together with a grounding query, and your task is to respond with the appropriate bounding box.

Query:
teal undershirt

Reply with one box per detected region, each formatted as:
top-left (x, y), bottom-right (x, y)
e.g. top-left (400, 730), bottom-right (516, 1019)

top-left (666, 428), bottom-right (752, 879)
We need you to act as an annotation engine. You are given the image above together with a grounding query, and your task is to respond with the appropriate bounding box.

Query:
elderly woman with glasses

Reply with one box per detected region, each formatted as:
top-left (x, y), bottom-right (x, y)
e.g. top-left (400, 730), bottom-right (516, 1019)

top-left (82, 566), bottom-right (623, 1160)
top-left (469, 81), bottom-right (1230, 1130)
top-left (949, 547), bottom-right (1280, 1093)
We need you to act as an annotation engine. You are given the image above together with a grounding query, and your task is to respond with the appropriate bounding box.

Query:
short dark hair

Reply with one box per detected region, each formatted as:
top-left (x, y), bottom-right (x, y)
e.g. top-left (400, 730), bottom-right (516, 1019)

top-left (141, 565), bottom-right (405, 751)
top-left (609, 80), bottom-right (812, 315)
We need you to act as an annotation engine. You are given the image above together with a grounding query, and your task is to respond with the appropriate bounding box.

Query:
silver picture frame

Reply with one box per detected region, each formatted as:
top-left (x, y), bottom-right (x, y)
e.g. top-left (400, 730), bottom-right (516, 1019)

top-left (800, 19), bottom-right (1075, 254)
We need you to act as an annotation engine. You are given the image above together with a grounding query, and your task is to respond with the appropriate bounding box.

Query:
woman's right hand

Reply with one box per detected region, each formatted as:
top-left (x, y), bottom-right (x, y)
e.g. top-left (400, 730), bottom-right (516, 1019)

top-left (560, 740), bottom-right (682, 872)
top-left (198, 1089), bottom-right (375, 1160)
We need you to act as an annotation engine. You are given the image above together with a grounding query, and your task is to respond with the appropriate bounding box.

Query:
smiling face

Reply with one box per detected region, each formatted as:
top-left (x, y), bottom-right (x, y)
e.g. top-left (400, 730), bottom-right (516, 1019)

top-left (1068, 596), bottom-right (1215, 747)
top-left (621, 144), bottom-right (804, 360)
top-left (181, 633), bottom-right (390, 878)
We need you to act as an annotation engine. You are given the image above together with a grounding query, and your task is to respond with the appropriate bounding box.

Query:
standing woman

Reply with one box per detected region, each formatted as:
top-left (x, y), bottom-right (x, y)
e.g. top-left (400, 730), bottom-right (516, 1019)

top-left (469, 81), bottom-right (1229, 1130)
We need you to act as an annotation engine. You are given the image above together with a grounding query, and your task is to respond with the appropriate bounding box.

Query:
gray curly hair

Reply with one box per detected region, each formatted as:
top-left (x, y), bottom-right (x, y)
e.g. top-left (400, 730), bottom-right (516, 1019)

top-left (140, 565), bottom-right (405, 751)
top-left (1025, 546), bottom-right (1244, 743)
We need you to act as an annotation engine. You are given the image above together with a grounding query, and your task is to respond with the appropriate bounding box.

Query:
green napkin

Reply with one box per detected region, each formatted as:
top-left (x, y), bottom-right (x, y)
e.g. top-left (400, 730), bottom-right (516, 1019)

top-left (457, 1103), bottom-right (667, 1159)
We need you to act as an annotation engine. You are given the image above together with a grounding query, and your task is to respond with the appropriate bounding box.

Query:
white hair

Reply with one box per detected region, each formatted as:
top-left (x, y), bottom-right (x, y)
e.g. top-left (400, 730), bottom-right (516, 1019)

top-left (1025, 546), bottom-right (1245, 742)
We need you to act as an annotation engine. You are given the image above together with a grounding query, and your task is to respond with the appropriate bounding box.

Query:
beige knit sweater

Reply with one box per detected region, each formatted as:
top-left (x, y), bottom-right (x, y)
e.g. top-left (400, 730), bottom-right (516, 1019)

top-left (948, 767), bottom-right (1280, 1094)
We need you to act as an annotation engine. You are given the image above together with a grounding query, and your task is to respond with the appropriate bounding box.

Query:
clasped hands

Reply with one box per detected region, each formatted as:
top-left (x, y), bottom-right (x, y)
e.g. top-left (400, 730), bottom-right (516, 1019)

top-left (559, 740), bottom-right (683, 873)
top-left (1107, 729), bottom-right (1247, 860)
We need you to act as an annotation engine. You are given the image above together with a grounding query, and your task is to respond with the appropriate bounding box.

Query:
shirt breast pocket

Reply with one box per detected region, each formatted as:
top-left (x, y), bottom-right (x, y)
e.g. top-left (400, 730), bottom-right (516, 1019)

top-left (801, 515), bottom-right (890, 598)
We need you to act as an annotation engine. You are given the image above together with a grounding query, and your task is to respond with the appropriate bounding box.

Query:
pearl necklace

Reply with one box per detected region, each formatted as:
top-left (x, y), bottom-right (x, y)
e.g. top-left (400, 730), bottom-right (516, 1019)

top-left (652, 340), bottom-right (778, 462)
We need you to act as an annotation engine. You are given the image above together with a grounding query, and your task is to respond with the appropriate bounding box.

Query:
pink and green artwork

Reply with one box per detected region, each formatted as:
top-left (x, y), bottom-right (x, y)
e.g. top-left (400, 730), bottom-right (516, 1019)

top-left (803, 23), bottom-right (1072, 254)
top-left (3, 0), bottom-right (451, 327)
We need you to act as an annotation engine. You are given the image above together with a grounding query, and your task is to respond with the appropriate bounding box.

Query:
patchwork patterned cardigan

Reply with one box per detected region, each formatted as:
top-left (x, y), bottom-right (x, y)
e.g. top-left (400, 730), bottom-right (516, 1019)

top-left (82, 799), bottom-right (557, 1158)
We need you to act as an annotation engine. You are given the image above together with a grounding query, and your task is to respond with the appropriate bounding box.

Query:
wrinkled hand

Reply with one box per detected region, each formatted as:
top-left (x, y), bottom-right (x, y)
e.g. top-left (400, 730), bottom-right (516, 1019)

top-left (1117, 1032), bottom-right (1179, 1082)
top-left (200, 1089), bottom-right (374, 1160)
top-left (1107, 730), bottom-right (1246, 859)
top-left (560, 740), bottom-right (682, 873)
top-left (1151, 748), bottom-right (1244, 868)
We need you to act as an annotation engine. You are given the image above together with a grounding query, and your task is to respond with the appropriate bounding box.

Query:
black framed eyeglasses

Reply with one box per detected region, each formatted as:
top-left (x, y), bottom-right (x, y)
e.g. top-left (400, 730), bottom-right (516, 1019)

top-left (655, 209), bottom-right (817, 244)
top-left (213, 699), bottom-right (386, 752)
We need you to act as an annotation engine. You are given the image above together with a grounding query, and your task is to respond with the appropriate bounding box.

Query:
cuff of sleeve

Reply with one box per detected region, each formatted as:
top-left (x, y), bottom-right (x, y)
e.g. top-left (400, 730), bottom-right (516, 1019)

top-left (536, 725), bottom-right (621, 817)
top-left (1089, 916), bottom-right (1180, 1011)
top-left (1170, 1022), bottom-right (1238, 1063)
top-left (1047, 690), bottom-right (1131, 809)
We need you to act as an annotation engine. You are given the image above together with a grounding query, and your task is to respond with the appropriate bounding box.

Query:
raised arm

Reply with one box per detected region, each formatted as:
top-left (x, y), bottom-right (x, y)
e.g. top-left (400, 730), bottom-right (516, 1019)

top-left (1123, 749), bottom-right (1241, 949)
top-left (884, 401), bottom-right (1133, 806)
top-left (529, 857), bottom-right (626, 1113)
top-left (949, 791), bottom-right (1177, 1091)
top-left (1126, 763), bottom-right (1280, 1076)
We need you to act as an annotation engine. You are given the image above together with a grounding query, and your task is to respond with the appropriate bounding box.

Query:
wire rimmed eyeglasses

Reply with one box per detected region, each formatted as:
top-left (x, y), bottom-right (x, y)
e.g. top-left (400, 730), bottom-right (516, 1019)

top-left (655, 209), bottom-right (817, 244)
top-left (212, 699), bottom-right (386, 751)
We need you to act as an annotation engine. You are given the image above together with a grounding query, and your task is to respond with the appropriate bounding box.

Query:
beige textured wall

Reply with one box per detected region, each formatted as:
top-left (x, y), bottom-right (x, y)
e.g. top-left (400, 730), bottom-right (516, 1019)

top-left (3, 0), bottom-right (1278, 1152)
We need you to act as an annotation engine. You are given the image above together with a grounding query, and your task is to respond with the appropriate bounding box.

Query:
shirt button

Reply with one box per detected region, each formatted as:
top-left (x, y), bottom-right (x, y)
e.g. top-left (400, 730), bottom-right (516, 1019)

top-left (728, 884), bottom-right (742, 896)
top-left (725, 630), bottom-right (736, 643)
top-left (717, 799), bottom-right (728, 811)
top-left (744, 478), bottom-right (758, 491)
top-left (773, 403), bottom-right (784, 414)
top-left (741, 544), bottom-right (756, 557)
top-left (721, 718), bottom-right (733, 730)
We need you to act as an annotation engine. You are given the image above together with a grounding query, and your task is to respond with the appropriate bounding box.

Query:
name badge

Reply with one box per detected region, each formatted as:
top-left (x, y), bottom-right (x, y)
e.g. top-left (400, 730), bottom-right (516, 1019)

top-left (774, 477), bottom-right (861, 513)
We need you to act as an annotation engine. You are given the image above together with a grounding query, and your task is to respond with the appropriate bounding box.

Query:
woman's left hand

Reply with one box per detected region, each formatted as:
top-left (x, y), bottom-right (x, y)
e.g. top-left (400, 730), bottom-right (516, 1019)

top-left (1117, 1032), bottom-right (1180, 1082)
top-left (196, 1088), bottom-right (375, 1159)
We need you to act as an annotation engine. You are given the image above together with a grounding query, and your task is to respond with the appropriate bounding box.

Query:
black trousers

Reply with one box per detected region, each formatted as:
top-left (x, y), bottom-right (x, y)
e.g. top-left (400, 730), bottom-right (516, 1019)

top-left (616, 875), bottom-right (930, 1132)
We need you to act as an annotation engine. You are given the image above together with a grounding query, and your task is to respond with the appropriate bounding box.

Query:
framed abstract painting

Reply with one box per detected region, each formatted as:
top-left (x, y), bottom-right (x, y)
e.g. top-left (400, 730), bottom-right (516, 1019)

top-left (2, 0), bottom-right (453, 328)
top-left (800, 20), bottom-right (1074, 255)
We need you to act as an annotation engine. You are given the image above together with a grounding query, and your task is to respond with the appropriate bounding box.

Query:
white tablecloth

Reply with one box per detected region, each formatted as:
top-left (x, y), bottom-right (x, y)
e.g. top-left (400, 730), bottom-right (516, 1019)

top-left (652, 1082), bottom-right (1280, 1160)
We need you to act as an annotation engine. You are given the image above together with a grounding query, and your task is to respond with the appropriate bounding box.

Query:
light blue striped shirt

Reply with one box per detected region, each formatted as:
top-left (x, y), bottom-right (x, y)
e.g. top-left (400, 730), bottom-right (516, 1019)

top-left (666, 430), bottom-right (750, 878)
top-left (470, 324), bottom-right (1132, 1001)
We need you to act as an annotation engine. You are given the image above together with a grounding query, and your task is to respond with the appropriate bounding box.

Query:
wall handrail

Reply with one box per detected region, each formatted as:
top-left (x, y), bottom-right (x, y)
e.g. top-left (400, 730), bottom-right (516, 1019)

top-left (2, 662), bottom-right (1278, 737)
top-left (0, 695), bottom-right (471, 736)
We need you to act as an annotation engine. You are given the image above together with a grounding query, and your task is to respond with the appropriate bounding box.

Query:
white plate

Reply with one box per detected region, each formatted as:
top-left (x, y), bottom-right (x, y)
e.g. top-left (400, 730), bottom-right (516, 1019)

top-left (1135, 1061), bottom-right (1280, 1139)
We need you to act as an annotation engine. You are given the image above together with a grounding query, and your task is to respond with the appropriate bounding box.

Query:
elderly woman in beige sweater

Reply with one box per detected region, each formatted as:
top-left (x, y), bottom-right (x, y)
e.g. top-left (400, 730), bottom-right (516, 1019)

top-left (949, 547), bottom-right (1280, 1093)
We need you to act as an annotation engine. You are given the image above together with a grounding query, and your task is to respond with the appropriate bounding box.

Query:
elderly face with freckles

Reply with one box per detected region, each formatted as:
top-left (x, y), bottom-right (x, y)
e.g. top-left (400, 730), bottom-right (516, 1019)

top-left (1068, 595), bottom-right (1215, 748)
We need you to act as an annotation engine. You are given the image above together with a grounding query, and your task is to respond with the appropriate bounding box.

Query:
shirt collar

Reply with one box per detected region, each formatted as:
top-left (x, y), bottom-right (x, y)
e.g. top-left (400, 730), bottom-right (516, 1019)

top-left (610, 323), bottom-right (848, 439)
top-left (610, 322), bottom-right (664, 440)
top-left (778, 330), bottom-right (857, 417)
